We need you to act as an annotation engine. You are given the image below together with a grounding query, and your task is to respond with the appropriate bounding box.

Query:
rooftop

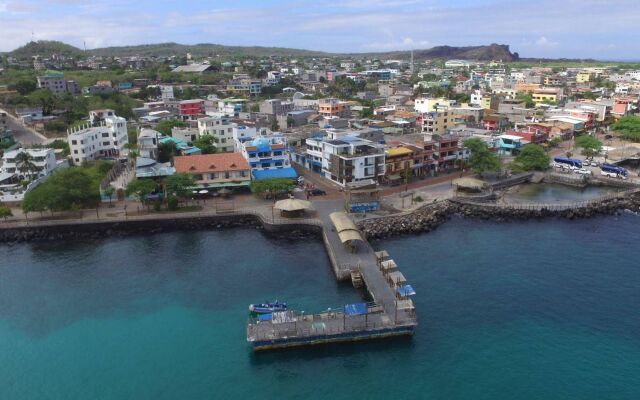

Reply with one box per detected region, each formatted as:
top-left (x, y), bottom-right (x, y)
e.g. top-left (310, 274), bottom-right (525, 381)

top-left (174, 153), bottom-right (250, 174)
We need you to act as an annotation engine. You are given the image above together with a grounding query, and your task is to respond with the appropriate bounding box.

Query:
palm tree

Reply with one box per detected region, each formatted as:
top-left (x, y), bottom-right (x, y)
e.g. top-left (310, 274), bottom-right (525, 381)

top-left (14, 151), bottom-right (39, 179)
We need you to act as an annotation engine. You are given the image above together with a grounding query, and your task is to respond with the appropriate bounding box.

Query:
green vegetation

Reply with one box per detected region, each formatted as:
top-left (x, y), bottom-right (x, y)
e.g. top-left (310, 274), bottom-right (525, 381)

top-left (515, 93), bottom-right (535, 108)
top-left (575, 135), bottom-right (603, 156)
top-left (125, 178), bottom-right (157, 208)
top-left (21, 167), bottom-right (102, 214)
top-left (158, 141), bottom-right (177, 163)
top-left (0, 204), bottom-right (12, 221)
top-left (163, 173), bottom-right (195, 199)
top-left (250, 178), bottom-right (294, 198)
top-left (14, 151), bottom-right (40, 178)
top-left (192, 135), bottom-right (216, 154)
top-left (612, 116), bottom-right (640, 142)
top-left (156, 119), bottom-right (187, 136)
top-left (511, 144), bottom-right (550, 171)
top-left (463, 138), bottom-right (500, 173)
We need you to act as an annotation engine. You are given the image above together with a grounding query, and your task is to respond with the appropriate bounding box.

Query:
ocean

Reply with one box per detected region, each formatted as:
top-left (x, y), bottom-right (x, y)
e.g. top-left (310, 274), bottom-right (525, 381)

top-left (1, 215), bottom-right (639, 399)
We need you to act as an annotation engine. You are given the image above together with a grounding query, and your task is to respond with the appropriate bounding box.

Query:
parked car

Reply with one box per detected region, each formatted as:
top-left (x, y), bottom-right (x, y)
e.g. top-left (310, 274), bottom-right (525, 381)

top-left (574, 169), bottom-right (592, 176)
top-left (309, 188), bottom-right (327, 196)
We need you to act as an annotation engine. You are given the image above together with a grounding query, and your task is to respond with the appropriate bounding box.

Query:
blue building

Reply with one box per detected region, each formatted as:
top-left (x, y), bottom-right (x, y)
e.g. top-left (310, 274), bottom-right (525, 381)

top-left (239, 136), bottom-right (297, 180)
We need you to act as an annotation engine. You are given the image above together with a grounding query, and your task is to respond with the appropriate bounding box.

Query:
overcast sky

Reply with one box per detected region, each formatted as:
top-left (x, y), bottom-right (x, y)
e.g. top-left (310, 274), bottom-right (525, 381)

top-left (1, 0), bottom-right (638, 59)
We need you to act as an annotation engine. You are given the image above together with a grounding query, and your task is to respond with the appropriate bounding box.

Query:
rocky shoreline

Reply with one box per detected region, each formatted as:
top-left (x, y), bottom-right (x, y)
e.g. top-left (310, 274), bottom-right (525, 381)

top-left (0, 214), bottom-right (320, 243)
top-left (358, 194), bottom-right (640, 240)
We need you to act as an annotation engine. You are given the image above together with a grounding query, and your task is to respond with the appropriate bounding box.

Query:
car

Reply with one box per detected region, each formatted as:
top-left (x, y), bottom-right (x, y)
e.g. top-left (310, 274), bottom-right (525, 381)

top-left (309, 188), bottom-right (326, 196)
top-left (574, 169), bottom-right (592, 176)
top-left (583, 160), bottom-right (591, 166)
top-left (296, 176), bottom-right (305, 184)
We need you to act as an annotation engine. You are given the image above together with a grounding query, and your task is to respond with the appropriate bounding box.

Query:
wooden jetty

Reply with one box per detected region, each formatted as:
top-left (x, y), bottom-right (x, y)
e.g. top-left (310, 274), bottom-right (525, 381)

top-left (247, 211), bottom-right (417, 351)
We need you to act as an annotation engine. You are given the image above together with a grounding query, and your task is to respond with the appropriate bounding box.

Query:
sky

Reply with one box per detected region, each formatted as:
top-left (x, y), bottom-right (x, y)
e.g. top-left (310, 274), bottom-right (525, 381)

top-left (0, 0), bottom-right (639, 60)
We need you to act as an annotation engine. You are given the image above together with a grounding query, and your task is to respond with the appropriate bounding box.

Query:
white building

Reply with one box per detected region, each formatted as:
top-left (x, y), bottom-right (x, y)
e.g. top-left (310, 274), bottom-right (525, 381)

top-left (68, 113), bottom-right (128, 164)
top-left (160, 85), bottom-right (175, 101)
top-left (197, 115), bottom-right (234, 152)
top-left (1, 148), bottom-right (57, 179)
top-left (303, 135), bottom-right (385, 186)
top-left (137, 128), bottom-right (160, 160)
top-left (238, 134), bottom-right (296, 180)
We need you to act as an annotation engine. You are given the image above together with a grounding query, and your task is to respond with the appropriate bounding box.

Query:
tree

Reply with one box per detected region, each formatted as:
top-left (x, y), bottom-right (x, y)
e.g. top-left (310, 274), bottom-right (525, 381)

top-left (163, 173), bottom-right (195, 199)
top-left (21, 168), bottom-right (99, 214)
top-left (515, 93), bottom-right (535, 108)
top-left (360, 107), bottom-right (373, 119)
top-left (250, 178), bottom-right (294, 199)
top-left (575, 135), bottom-right (602, 157)
top-left (192, 135), bottom-right (216, 154)
top-left (271, 119), bottom-right (280, 132)
top-left (14, 151), bottom-right (39, 179)
top-left (612, 116), bottom-right (640, 142)
top-left (156, 119), bottom-right (187, 136)
top-left (29, 89), bottom-right (57, 115)
top-left (512, 144), bottom-right (550, 171)
top-left (14, 79), bottom-right (37, 95)
top-left (0, 204), bottom-right (12, 221)
top-left (103, 186), bottom-right (115, 204)
top-left (158, 141), bottom-right (177, 163)
top-left (463, 138), bottom-right (500, 173)
top-left (286, 116), bottom-right (295, 128)
top-left (125, 178), bottom-right (156, 208)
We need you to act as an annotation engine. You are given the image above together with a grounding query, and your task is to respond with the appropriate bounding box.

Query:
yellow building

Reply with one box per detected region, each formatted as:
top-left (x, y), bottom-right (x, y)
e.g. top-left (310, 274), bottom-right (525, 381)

top-left (385, 147), bottom-right (415, 175)
top-left (532, 89), bottom-right (560, 106)
top-left (576, 71), bottom-right (595, 83)
top-left (422, 108), bottom-right (455, 135)
top-left (414, 97), bottom-right (453, 113)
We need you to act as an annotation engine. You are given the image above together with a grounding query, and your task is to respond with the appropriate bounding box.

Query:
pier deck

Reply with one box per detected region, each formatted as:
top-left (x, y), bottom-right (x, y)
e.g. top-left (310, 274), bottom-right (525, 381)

top-left (247, 201), bottom-right (417, 351)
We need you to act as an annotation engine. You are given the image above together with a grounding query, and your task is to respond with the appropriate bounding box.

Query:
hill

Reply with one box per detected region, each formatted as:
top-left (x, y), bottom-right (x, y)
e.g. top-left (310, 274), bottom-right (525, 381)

top-left (5, 41), bottom-right (518, 62)
top-left (7, 40), bottom-right (85, 59)
top-left (86, 42), bottom-right (332, 59)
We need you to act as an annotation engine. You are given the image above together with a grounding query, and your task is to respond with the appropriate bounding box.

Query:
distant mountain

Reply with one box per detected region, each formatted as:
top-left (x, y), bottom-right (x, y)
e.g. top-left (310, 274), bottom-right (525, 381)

top-left (86, 42), bottom-right (331, 59)
top-left (6, 40), bottom-right (86, 59)
top-left (4, 40), bottom-right (518, 62)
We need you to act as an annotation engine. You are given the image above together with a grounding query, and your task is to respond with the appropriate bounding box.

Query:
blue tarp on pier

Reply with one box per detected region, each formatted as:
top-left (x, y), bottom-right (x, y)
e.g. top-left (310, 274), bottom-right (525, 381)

top-left (343, 303), bottom-right (368, 316)
top-left (258, 313), bottom-right (272, 321)
top-left (396, 284), bottom-right (416, 297)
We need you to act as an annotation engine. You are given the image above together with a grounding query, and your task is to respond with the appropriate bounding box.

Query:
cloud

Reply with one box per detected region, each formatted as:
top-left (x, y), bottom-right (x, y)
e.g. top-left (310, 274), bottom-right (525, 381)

top-left (0, 3), bottom-right (7, 12)
top-left (534, 36), bottom-right (559, 47)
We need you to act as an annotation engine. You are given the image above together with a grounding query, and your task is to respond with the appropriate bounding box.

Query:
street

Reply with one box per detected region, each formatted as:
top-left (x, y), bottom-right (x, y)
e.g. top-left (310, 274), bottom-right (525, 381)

top-left (0, 108), bottom-right (48, 146)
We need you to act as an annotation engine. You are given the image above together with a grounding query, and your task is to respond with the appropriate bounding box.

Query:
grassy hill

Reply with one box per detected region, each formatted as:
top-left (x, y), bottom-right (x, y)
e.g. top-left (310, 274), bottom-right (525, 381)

top-left (6, 40), bottom-right (86, 59)
top-left (5, 40), bottom-right (519, 62)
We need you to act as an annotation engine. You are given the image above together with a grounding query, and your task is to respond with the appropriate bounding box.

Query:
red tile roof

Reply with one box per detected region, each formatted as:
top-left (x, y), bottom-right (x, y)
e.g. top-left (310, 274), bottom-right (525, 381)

top-left (173, 153), bottom-right (249, 174)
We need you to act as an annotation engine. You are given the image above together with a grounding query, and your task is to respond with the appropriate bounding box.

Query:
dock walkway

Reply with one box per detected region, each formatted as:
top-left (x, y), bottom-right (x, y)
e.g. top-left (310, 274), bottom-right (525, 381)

top-left (247, 200), bottom-right (417, 351)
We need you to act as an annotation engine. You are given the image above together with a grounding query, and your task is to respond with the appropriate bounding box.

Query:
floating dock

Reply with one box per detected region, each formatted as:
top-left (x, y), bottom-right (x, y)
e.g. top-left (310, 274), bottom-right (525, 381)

top-left (247, 210), bottom-right (417, 351)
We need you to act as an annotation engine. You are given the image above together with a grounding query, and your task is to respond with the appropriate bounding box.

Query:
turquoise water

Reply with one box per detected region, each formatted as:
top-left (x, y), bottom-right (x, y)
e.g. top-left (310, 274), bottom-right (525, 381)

top-left (1, 217), bottom-right (640, 399)
top-left (503, 183), bottom-right (615, 203)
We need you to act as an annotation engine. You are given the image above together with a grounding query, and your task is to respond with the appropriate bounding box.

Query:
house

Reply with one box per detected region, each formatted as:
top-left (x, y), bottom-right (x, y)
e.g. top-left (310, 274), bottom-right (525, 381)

top-left (171, 64), bottom-right (217, 74)
top-left (414, 97), bottom-right (455, 113)
top-left (67, 112), bottom-right (128, 164)
top-left (137, 128), bottom-right (160, 160)
top-left (37, 75), bottom-right (79, 95)
top-left (482, 114), bottom-right (509, 131)
top-left (197, 115), bottom-right (234, 152)
top-left (319, 98), bottom-right (351, 118)
top-left (238, 135), bottom-right (297, 180)
top-left (422, 108), bottom-right (455, 136)
top-left (259, 99), bottom-right (294, 115)
top-left (495, 134), bottom-right (526, 155)
top-left (301, 135), bottom-right (385, 187)
top-left (178, 99), bottom-right (204, 120)
top-left (384, 146), bottom-right (422, 182)
top-left (173, 153), bottom-right (251, 190)
top-left (0, 148), bottom-right (63, 202)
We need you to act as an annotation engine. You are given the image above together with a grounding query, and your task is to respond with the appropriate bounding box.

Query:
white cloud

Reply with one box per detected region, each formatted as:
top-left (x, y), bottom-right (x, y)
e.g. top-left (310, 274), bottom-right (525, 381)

top-left (364, 37), bottom-right (431, 50)
top-left (535, 36), bottom-right (559, 47)
top-left (0, 3), bottom-right (7, 12)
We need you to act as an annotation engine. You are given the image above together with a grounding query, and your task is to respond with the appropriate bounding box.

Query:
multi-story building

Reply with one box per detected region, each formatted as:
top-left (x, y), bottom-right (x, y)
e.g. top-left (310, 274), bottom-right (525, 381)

top-left (576, 71), bottom-right (595, 83)
top-left (137, 128), bottom-right (160, 160)
top-left (319, 98), bottom-right (350, 118)
top-left (303, 135), bottom-right (385, 186)
top-left (178, 99), bottom-right (204, 120)
top-left (173, 153), bottom-right (251, 190)
top-left (259, 99), bottom-right (294, 115)
top-left (414, 97), bottom-right (455, 113)
top-left (226, 79), bottom-right (262, 96)
top-left (197, 115), bottom-right (234, 152)
top-left (37, 75), bottom-right (79, 95)
top-left (238, 135), bottom-right (296, 180)
top-left (1, 148), bottom-right (57, 179)
top-left (532, 88), bottom-right (563, 106)
top-left (67, 113), bottom-right (128, 164)
top-left (422, 108), bottom-right (455, 136)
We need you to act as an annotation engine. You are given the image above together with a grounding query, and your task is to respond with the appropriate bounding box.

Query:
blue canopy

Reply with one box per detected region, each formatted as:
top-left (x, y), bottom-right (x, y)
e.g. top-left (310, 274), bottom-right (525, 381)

top-left (252, 167), bottom-right (297, 180)
top-left (257, 313), bottom-right (272, 321)
top-left (343, 303), bottom-right (368, 316)
top-left (396, 284), bottom-right (416, 297)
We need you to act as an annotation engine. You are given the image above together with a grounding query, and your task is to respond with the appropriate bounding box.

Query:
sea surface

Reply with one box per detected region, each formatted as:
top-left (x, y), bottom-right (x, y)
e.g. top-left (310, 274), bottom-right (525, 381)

top-left (503, 182), bottom-right (616, 203)
top-left (1, 216), bottom-right (640, 400)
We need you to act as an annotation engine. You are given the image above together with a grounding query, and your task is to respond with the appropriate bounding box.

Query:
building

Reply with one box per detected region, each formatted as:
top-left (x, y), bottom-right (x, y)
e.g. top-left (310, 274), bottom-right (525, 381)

top-left (171, 126), bottom-right (200, 143)
top-left (1, 148), bottom-right (57, 179)
top-left (319, 98), bottom-right (350, 118)
top-left (171, 64), bottom-right (217, 74)
top-left (173, 153), bottom-right (251, 190)
top-left (178, 99), bottom-right (204, 120)
top-left (532, 89), bottom-right (562, 106)
top-left (67, 113), bottom-right (128, 164)
top-left (259, 99), bottom-right (294, 115)
top-left (384, 146), bottom-right (422, 181)
top-left (576, 71), bottom-right (595, 83)
top-left (137, 128), bottom-right (160, 160)
top-left (37, 75), bottom-right (79, 95)
top-left (227, 79), bottom-right (262, 96)
top-left (495, 134), bottom-right (526, 155)
top-left (422, 109), bottom-right (455, 136)
top-left (303, 135), bottom-right (385, 187)
top-left (238, 135), bottom-right (297, 180)
top-left (414, 97), bottom-right (454, 113)
top-left (197, 115), bottom-right (234, 152)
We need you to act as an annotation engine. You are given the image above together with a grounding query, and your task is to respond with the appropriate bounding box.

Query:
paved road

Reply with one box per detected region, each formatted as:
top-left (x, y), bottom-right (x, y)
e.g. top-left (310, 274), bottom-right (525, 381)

top-left (0, 108), bottom-right (48, 146)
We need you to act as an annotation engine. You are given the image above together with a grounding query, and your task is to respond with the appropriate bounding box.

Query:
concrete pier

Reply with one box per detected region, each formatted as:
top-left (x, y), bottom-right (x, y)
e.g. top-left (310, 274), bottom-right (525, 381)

top-left (247, 205), bottom-right (417, 351)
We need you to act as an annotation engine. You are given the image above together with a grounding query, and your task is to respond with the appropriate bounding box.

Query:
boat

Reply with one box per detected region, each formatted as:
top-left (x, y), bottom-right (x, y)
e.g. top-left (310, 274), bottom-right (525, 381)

top-left (249, 301), bottom-right (287, 314)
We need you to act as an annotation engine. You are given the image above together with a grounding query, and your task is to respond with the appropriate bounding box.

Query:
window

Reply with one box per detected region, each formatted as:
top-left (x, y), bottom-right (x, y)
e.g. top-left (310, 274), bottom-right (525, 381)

top-left (72, 140), bottom-right (77, 145)
top-left (225, 171), bottom-right (230, 179)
